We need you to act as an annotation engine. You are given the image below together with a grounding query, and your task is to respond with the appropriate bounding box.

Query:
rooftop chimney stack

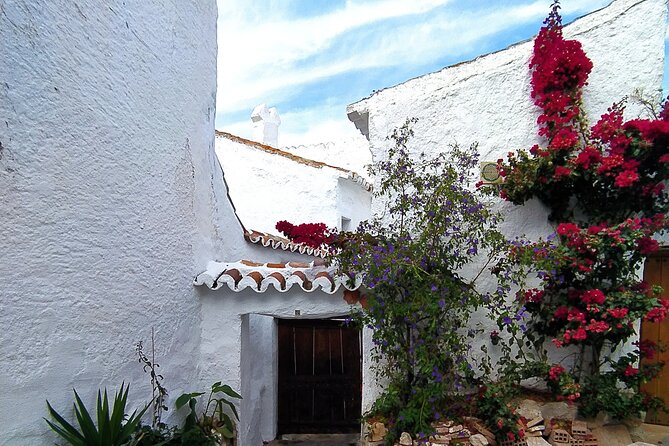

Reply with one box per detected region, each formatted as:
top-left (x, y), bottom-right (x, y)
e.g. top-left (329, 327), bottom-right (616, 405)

top-left (251, 103), bottom-right (281, 147)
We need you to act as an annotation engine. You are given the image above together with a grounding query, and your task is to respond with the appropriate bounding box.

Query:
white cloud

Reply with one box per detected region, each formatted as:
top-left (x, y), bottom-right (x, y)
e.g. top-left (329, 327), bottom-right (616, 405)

top-left (221, 101), bottom-right (360, 147)
top-left (217, 0), bottom-right (612, 142)
top-left (217, 0), bottom-right (452, 114)
top-left (278, 107), bottom-right (362, 147)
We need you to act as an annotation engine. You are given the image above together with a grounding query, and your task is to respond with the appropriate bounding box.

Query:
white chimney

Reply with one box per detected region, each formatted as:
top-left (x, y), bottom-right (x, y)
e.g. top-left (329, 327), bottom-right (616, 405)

top-left (251, 103), bottom-right (281, 147)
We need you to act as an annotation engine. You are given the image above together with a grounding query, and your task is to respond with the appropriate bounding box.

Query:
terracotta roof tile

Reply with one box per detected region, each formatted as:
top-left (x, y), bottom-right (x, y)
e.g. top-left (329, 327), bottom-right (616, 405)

top-left (194, 260), bottom-right (362, 294)
top-left (244, 229), bottom-right (329, 258)
top-left (216, 131), bottom-right (373, 192)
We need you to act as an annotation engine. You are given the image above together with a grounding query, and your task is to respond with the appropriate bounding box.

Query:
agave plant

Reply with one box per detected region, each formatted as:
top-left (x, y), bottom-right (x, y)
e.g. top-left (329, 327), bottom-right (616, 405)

top-left (45, 382), bottom-right (149, 446)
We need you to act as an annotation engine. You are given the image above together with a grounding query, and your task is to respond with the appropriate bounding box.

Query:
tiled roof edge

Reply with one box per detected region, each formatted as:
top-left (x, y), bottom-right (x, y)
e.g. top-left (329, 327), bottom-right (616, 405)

top-left (216, 131), bottom-right (372, 191)
top-left (344, 171), bottom-right (373, 192)
top-left (244, 230), bottom-right (329, 258)
top-left (193, 260), bottom-right (362, 294)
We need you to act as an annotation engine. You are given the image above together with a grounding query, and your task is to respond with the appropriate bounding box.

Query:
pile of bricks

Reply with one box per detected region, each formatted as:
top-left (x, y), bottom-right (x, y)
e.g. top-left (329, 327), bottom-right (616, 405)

top-left (365, 418), bottom-right (600, 446)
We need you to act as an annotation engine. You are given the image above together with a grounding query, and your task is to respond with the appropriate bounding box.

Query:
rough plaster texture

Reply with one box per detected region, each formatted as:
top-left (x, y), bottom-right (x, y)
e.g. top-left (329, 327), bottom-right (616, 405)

top-left (347, 0), bottom-right (666, 411)
top-left (0, 1), bottom-right (364, 445)
top-left (281, 134), bottom-right (373, 183)
top-left (216, 133), bottom-right (371, 234)
top-left (0, 1), bottom-right (220, 443)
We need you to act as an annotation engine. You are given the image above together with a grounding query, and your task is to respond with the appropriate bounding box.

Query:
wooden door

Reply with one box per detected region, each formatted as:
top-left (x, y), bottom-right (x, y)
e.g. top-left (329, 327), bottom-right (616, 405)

top-left (277, 319), bottom-right (362, 434)
top-left (641, 254), bottom-right (669, 425)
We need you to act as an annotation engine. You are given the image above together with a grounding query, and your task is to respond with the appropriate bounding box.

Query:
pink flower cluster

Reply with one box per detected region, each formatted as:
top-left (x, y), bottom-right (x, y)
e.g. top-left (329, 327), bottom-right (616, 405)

top-left (275, 220), bottom-right (333, 249)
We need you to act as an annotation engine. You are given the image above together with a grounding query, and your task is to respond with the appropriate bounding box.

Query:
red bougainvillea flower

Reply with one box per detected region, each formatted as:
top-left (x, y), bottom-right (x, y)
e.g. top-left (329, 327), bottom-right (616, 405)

top-left (275, 220), bottom-right (333, 249)
top-left (644, 304), bottom-right (668, 323)
top-left (554, 165), bottom-right (573, 179)
top-left (586, 320), bottom-right (609, 333)
top-left (614, 169), bottom-right (639, 188)
top-left (529, 1), bottom-right (592, 148)
top-left (572, 327), bottom-right (587, 341)
top-left (636, 237), bottom-right (660, 255)
top-left (554, 306), bottom-right (569, 319)
top-left (596, 154), bottom-right (625, 174)
top-left (523, 288), bottom-right (545, 303)
top-left (567, 308), bottom-right (586, 323)
top-left (624, 118), bottom-right (669, 145)
top-left (587, 222), bottom-right (608, 234)
top-left (573, 145), bottom-right (603, 169)
top-left (548, 365), bottom-right (565, 381)
top-left (556, 223), bottom-right (580, 237)
top-left (624, 365), bottom-right (639, 377)
top-left (607, 308), bottom-right (629, 319)
top-left (591, 103), bottom-right (625, 143)
top-left (581, 289), bottom-right (606, 305)
top-left (633, 339), bottom-right (658, 360)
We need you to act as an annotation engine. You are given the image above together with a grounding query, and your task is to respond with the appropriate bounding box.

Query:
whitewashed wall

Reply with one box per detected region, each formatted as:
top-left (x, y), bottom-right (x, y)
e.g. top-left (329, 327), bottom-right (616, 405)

top-left (282, 135), bottom-right (373, 182)
top-left (0, 1), bottom-right (221, 443)
top-left (216, 133), bottom-right (372, 234)
top-left (350, 0), bottom-right (666, 224)
top-left (347, 0), bottom-right (666, 410)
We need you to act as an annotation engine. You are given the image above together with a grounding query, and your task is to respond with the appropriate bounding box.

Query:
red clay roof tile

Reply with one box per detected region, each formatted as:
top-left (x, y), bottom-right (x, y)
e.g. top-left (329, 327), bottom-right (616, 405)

top-left (194, 260), bottom-right (361, 294)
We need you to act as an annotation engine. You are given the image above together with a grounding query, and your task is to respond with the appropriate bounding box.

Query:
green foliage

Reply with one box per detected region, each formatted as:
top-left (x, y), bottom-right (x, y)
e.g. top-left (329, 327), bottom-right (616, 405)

top-left (45, 383), bottom-right (149, 446)
top-left (178, 428), bottom-right (217, 446)
top-left (136, 329), bottom-right (169, 431)
top-left (475, 381), bottom-right (520, 441)
top-left (474, 360), bottom-right (549, 441)
top-left (578, 350), bottom-right (666, 419)
top-left (175, 382), bottom-right (242, 442)
top-left (133, 424), bottom-right (181, 446)
top-left (334, 119), bottom-right (520, 442)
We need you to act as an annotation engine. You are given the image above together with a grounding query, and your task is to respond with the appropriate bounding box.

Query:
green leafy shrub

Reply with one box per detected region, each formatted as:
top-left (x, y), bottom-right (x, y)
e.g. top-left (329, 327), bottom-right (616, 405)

top-left (333, 119), bottom-right (520, 443)
top-left (45, 383), bottom-right (148, 446)
top-left (175, 382), bottom-right (241, 443)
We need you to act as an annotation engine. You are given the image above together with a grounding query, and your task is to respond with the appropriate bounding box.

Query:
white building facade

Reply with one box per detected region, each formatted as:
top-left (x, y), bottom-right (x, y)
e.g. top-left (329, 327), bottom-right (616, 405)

top-left (347, 0), bottom-right (667, 407)
top-left (1, 0), bottom-right (666, 444)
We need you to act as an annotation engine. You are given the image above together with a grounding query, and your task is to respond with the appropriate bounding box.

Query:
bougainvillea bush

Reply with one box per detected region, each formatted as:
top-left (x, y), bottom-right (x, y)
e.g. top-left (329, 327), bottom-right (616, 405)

top-left (487, 0), bottom-right (669, 420)
top-left (275, 220), bottom-right (332, 249)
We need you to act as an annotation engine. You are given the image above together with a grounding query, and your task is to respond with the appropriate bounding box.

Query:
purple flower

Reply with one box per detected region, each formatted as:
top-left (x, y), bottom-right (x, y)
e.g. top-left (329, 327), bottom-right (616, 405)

top-left (431, 367), bottom-right (443, 382)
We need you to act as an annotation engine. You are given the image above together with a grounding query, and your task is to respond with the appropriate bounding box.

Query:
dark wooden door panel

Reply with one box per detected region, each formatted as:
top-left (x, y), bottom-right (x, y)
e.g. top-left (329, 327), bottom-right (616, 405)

top-left (278, 319), bottom-right (362, 434)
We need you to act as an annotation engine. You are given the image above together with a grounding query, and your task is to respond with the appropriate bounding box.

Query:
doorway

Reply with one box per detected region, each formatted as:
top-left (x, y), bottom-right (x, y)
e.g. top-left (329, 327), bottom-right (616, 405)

top-left (641, 254), bottom-right (669, 425)
top-left (277, 318), bottom-right (362, 435)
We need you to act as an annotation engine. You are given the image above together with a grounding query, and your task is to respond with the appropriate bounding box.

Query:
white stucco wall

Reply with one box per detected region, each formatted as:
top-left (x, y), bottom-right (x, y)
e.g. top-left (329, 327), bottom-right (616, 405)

top-left (282, 135), bottom-right (373, 182)
top-left (350, 0), bottom-right (666, 226)
top-left (216, 133), bottom-right (372, 234)
top-left (347, 0), bottom-right (666, 408)
top-left (0, 1), bottom-right (222, 444)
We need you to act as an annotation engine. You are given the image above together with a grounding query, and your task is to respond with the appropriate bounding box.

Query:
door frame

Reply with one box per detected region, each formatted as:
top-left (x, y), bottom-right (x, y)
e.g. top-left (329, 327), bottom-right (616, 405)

top-left (640, 251), bottom-right (669, 425)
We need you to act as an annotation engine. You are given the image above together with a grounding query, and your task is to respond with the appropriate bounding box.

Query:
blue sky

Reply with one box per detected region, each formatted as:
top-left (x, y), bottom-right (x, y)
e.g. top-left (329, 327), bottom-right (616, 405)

top-left (217, 0), bottom-right (669, 146)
